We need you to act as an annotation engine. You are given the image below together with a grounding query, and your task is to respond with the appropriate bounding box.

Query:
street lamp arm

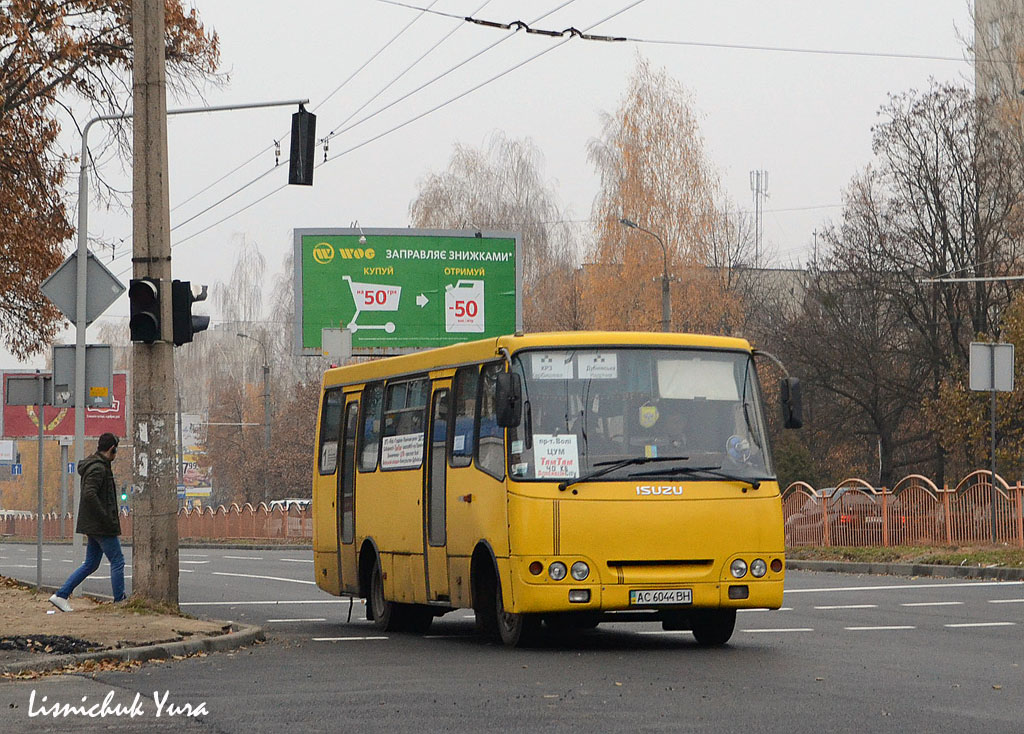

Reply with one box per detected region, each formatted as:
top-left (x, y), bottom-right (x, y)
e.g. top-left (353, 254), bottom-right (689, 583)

top-left (619, 217), bottom-right (672, 332)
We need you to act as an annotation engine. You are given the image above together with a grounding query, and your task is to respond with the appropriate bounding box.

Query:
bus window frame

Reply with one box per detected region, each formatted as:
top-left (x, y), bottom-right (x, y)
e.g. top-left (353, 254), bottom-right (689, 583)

top-left (448, 366), bottom-right (478, 469)
top-left (380, 375), bottom-right (430, 472)
top-left (474, 361), bottom-right (506, 481)
top-left (317, 387), bottom-right (344, 476)
top-left (358, 381), bottom-right (385, 473)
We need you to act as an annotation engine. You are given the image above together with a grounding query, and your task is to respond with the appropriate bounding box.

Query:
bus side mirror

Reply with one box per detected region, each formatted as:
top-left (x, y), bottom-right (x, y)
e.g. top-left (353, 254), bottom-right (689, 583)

top-left (780, 377), bottom-right (803, 429)
top-left (495, 372), bottom-right (522, 428)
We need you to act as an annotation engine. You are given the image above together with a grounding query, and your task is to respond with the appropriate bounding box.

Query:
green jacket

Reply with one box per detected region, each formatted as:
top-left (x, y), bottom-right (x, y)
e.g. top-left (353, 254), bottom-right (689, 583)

top-left (76, 452), bottom-right (121, 536)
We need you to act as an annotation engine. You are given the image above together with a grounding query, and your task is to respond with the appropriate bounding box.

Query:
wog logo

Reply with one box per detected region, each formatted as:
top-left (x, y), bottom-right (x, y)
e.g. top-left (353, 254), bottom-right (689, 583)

top-left (312, 242), bottom-right (335, 264)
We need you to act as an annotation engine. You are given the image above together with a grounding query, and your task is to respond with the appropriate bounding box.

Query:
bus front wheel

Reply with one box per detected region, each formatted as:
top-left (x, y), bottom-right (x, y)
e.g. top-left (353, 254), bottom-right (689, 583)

top-left (689, 609), bottom-right (737, 647)
top-left (494, 577), bottom-right (541, 647)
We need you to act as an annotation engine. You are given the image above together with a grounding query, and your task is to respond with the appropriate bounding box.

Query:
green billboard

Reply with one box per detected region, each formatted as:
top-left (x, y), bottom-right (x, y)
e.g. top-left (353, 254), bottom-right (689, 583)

top-left (294, 228), bottom-right (522, 353)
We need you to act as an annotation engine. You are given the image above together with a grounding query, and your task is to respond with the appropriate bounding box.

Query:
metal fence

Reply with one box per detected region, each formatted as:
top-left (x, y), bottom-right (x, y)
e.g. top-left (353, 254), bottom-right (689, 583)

top-left (783, 471), bottom-right (1024, 548)
top-left (0, 503), bottom-right (313, 542)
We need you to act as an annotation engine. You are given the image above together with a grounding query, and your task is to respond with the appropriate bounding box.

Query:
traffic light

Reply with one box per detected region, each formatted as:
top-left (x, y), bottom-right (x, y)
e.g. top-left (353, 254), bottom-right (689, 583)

top-left (171, 280), bottom-right (210, 346)
top-left (288, 105), bottom-right (316, 186)
top-left (120, 489), bottom-right (128, 503)
top-left (128, 278), bottom-right (161, 343)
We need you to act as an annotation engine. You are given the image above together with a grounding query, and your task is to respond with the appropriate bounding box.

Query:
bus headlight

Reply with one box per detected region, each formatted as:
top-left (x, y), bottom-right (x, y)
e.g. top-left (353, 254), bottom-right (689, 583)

top-left (750, 559), bottom-right (768, 578)
top-left (730, 559), bottom-right (748, 578)
top-left (549, 562), bottom-right (568, 581)
top-left (570, 561), bottom-right (590, 581)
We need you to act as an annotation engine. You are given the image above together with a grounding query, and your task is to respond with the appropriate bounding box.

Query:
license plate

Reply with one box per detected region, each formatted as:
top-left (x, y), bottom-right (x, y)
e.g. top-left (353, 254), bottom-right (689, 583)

top-left (629, 588), bottom-right (692, 606)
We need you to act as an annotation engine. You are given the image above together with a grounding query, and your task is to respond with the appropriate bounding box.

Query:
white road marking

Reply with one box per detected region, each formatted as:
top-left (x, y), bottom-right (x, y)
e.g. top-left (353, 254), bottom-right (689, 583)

top-left (313, 636), bottom-right (387, 642)
top-left (988, 598), bottom-right (1024, 604)
top-left (181, 599), bottom-right (361, 606)
top-left (786, 581), bottom-right (1024, 594)
top-left (741, 628), bottom-right (814, 633)
top-left (638, 630), bottom-right (691, 635)
top-left (280, 558), bottom-right (313, 563)
top-left (266, 618), bottom-right (327, 623)
top-left (945, 622), bottom-right (1016, 628)
top-left (461, 613), bottom-right (476, 619)
top-left (180, 560), bottom-right (209, 564)
top-left (739, 607), bottom-right (793, 612)
top-left (814, 604), bottom-right (878, 610)
top-left (180, 553), bottom-right (209, 557)
top-left (212, 571), bottom-right (316, 585)
top-left (845, 626), bottom-right (916, 631)
top-left (901, 601), bottom-right (964, 607)
top-left (224, 555), bottom-right (263, 560)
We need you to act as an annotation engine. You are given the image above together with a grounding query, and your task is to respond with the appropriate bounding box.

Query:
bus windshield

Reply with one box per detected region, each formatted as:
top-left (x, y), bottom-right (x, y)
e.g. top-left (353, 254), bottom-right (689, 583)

top-left (508, 348), bottom-right (773, 482)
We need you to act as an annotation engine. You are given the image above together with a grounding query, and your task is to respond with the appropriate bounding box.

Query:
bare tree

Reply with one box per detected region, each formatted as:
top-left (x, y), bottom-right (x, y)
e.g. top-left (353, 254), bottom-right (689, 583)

top-left (409, 131), bottom-right (581, 331)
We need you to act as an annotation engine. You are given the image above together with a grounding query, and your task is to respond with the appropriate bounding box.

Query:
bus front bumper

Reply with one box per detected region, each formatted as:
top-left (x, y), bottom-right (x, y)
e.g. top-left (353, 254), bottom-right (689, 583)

top-left (508, 559), bottom-right (784, 615)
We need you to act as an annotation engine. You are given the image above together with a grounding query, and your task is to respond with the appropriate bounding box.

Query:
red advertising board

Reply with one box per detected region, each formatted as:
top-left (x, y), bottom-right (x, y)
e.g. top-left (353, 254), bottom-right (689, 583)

top-left (2, 372), bottom-right (128, 439)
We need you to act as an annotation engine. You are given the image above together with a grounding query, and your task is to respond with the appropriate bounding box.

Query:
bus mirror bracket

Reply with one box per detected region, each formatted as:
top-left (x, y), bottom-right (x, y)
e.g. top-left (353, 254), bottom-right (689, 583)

top-left (496, 372), bottom-right (523, 428)
top-left (780, 376), bottom-right (803, 430)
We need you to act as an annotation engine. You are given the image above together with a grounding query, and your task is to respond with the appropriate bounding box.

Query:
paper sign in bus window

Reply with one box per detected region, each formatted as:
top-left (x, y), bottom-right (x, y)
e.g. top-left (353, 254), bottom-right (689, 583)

top-left (534, 434), bottom-right (579, 478)
top-left (381, 433), bottom-right (425, 469)
top-left (531, 352), bottom-right (573, 380)
top-left (578, 353), bottom-right (618, 379)
top-left (445, 280), bottom-right (485, 333)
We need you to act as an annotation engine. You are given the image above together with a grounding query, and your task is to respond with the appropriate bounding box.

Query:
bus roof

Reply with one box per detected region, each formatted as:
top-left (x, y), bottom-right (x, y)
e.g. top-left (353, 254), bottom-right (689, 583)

top-left (322, 331), bottom-right (753, 388)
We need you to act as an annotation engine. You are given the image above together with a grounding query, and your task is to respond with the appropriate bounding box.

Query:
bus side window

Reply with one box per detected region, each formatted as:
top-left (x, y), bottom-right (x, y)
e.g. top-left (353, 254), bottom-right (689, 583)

top-left (318, 389), bottom-right (344, 475)
top-left (476, 363), bottom-right (506, 480)
top-left (449, 366), bottom-right (478, 468)
top-left (359, 382), bottom-right (384, 472)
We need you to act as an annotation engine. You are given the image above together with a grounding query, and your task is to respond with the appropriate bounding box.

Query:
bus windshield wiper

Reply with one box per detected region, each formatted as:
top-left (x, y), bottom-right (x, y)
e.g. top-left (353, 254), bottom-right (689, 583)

top-left (558, 456), bottom-right (689, 492)
top-left (628, 464), bottom-right (762, 490)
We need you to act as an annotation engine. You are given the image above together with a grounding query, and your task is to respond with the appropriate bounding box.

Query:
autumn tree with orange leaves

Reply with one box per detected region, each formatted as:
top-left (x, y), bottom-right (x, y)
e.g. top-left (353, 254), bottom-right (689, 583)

top-left (0, 1), bottom-right (220, 359)
top-left (586, 57), bottom-right (752, 335)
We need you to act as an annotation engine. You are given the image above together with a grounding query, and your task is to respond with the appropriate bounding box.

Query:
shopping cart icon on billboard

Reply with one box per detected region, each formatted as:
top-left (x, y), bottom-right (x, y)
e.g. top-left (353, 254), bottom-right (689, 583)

top-left (343, 275), bottom-right (402, 333)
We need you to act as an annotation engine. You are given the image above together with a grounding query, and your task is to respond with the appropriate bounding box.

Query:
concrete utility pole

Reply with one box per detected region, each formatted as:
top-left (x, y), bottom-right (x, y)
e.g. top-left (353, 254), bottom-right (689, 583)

top-left (131, 0), bottom-right (179, 605)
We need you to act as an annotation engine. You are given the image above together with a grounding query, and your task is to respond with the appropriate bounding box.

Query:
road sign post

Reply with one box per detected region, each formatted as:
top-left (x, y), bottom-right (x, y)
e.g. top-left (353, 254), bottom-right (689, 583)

top-left (969, 342), bottom-right (1015, 544)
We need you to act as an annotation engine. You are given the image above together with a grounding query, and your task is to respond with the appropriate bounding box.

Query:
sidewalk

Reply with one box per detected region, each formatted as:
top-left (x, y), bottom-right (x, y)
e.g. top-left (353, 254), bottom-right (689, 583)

top-left (0, 576), bottom-right (262, 676)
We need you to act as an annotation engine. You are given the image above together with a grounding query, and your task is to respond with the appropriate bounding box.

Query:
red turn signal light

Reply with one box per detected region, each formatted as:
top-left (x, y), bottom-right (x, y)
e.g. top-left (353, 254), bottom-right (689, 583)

top-left (529, 561), bottom-right (544, 576)
top-left (770, 558), bottom-right (784, 573)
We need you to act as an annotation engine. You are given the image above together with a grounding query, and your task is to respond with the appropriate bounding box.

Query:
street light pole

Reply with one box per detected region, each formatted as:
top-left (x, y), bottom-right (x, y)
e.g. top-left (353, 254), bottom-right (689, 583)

top-left (237, 333), bottom-right (271, 449)
top-left (620, 218), bottom-right (671, 332)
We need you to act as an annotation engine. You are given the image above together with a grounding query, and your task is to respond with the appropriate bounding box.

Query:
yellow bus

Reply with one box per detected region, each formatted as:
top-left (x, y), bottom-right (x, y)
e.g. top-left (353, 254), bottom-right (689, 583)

top-left (312, 331), bottom-right (802, 646)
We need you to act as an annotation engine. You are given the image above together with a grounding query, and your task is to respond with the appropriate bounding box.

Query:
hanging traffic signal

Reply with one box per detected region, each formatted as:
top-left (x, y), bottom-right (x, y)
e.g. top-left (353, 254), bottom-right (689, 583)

top-left (120, 489), bottom-right (128, 502)
top-left (288, 105), bottom-right (316, 186)
top-left (171, 280), bottom-right (210, 346)
top-left (128, 278), bottom-right (161, 343)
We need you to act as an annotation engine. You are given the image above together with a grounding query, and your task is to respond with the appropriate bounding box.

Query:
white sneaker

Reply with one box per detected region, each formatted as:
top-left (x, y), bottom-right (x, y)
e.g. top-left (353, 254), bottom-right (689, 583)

top-left (48, 594), bottom-right (73, 612)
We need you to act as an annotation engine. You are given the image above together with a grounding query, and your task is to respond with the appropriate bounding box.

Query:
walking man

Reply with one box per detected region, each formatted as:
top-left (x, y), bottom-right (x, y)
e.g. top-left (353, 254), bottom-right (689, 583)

top-left (49, 432), bottom-right (127, 611)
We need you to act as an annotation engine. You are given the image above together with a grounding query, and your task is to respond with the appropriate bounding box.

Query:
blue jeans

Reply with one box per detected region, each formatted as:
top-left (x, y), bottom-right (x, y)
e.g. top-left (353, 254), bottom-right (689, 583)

top-left (56, 535), bottom-right (126, 602)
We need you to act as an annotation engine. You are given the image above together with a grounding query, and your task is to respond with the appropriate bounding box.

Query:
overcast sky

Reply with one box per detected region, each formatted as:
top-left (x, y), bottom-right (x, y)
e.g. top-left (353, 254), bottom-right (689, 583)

top-left (10, 0), bottom-right (977, 368)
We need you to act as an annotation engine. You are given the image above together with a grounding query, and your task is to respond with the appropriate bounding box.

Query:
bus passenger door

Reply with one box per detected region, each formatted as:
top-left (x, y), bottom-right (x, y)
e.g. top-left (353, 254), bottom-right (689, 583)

top-left (424, 385), bottom-right (451, 600)
top-left (337, 399), bottom-right (359, 595)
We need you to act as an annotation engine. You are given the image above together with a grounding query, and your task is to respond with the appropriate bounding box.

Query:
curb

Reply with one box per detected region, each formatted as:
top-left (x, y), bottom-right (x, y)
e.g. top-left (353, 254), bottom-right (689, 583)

top-left (1, 622), bottom-right (265, 677)
top-left (788, 559), bottom-right (1024, 581)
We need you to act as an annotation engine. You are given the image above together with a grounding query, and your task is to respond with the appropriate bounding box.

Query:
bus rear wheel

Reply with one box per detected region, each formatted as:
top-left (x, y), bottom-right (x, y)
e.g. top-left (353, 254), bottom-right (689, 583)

top-left (368, 559), bottom-right (434, 633)
top-left (368, 560), bottom-right (397, 631)
top-left (689, 609), bottom-right (736, 647)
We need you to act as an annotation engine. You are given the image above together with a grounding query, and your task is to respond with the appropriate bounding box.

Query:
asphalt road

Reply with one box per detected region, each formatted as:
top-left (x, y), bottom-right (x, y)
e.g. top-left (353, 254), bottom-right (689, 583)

top-left (2, 543), bottom-right (1022, 733)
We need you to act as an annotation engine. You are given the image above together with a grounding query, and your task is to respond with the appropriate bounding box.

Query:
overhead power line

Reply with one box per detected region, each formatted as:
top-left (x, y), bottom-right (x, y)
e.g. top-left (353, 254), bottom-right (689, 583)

top-left (137, 1), bottom-right (643, 258)
top-left (379, 0), bottom-right (969, 63)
